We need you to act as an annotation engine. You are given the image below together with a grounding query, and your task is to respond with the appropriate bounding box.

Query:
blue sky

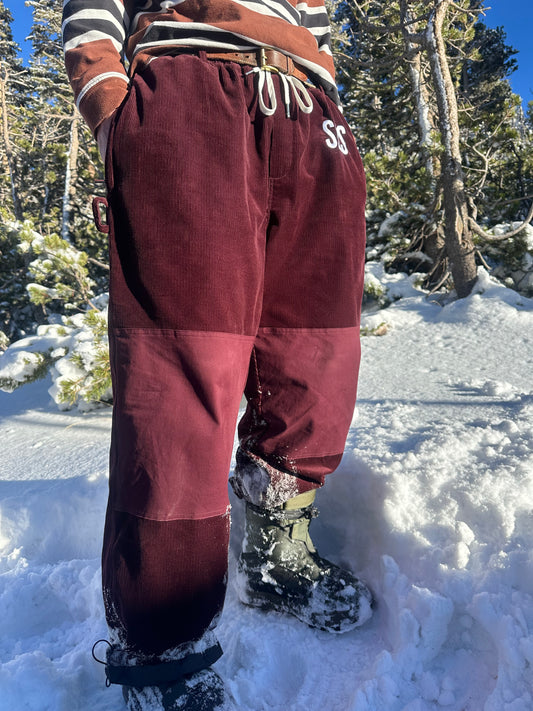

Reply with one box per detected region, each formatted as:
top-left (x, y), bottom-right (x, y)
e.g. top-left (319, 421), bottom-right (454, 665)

top-left (5, 0), bottom-right (533, 109)
top-left (483, 1), bottom-right (533, 109)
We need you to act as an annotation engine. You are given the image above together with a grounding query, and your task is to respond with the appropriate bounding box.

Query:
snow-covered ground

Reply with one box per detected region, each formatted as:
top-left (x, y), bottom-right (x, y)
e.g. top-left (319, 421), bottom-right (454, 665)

top-left (1, 268), bottom-right (532, 711)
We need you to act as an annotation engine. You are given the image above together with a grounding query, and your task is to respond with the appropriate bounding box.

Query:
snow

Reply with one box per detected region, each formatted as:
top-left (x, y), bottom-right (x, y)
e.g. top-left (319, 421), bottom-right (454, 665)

top-left (1, 268), bottom-right (532, 711)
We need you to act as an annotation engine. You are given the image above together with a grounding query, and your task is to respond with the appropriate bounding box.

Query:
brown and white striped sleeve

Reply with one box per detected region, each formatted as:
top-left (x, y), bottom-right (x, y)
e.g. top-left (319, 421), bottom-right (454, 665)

top-left (62, 0), bottom-right (131, 135)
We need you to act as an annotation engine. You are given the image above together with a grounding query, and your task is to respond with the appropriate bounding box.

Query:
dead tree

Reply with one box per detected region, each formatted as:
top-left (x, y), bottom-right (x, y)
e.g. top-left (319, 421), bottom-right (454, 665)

top-left (61, 107), bottom-right (80, 243)
top-left (0, 63), bottom-right (23, 220)
top-left (424, 0), bottom-right (477, 297)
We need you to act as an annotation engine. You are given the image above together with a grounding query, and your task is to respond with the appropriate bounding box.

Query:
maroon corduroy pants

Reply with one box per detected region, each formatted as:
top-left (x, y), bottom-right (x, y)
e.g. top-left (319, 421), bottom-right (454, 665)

top-left (102, 53), bottom-right (366, 660)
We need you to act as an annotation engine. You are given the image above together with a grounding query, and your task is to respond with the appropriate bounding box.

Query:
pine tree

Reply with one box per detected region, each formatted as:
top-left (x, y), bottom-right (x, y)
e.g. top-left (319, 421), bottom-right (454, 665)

top-left (24, 0), bottom-right (79, 235)
top-left (23, 0), bottom-right (105, 256)
top-left (459, 21), bottom-right (524, 223)
top-left (333, 0), bottom-right (532, 296)
top-left (333, 1), bottom-right (438, 267)
top-left (0, 1), bottom-right (28, 221)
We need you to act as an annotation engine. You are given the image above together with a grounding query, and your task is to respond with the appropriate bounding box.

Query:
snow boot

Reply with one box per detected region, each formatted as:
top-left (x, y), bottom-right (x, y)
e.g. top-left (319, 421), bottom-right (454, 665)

top-left (97, 641), bottom-right (234, 711)
top-left (122, 668), bottom-right (234, 711)
top-left (237, 490), bottom-right (373, 632)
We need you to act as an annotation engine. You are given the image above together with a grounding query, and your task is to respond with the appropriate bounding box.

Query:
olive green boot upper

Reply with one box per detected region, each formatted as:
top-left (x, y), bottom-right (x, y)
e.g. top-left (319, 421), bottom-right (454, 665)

top-left (237, 491), bottom-right (373, 633)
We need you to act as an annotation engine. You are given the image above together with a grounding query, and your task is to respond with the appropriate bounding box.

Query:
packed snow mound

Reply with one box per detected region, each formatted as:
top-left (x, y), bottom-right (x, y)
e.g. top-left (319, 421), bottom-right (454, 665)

top-left (1, 270), bottom-right (532, 711)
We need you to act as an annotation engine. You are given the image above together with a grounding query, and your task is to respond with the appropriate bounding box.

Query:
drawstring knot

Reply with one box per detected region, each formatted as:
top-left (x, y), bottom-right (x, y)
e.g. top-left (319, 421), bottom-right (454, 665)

top-left (246, 66), bottom-right (314, 118)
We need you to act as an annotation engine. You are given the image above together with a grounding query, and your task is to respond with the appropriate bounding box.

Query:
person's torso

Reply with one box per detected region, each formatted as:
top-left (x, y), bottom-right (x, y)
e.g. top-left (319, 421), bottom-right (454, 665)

top-left (124, 0), bottom-right (336, 94)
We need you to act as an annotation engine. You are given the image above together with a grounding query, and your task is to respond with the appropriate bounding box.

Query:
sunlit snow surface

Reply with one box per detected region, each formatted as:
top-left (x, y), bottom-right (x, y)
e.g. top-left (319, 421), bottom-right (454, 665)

top-left (1, 268), bottom-right (532, 711)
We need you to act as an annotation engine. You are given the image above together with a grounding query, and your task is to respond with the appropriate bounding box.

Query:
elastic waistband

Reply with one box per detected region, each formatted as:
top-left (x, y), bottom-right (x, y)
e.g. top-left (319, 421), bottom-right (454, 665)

top-left (174, 47), bottom-right (309, 84)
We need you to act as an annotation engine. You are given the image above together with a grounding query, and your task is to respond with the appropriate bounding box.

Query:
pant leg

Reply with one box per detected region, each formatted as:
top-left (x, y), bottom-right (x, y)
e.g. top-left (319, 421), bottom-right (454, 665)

top-left (234, 86), bottom-right (367, 509)
top-left (102, 55), bottom-right (270, 658)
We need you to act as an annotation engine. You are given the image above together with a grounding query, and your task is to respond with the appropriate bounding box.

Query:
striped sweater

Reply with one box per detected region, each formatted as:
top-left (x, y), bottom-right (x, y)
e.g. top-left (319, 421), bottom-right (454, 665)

top-left (61, 0), bottom-right (338, 135)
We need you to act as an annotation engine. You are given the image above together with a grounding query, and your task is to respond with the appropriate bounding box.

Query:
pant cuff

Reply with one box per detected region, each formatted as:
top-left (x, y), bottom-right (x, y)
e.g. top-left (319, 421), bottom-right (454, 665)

top-left (103, 640), bottom-right (223, 687)
top-left (230, 447), bottom-right (319, 509)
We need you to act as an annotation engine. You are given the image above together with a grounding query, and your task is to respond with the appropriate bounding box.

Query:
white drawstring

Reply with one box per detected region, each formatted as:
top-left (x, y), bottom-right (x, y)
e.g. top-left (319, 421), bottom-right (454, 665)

top-left (246, 67), bottom-right (314, 118)
top-left (250, 68), bottom-right (277, 116)
top-left (283, 73), bottom-right (314, 115)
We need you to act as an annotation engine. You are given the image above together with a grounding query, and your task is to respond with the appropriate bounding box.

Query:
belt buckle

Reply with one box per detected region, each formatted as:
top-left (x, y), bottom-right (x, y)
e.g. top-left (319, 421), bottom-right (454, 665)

top-left (259, 47), bottom-right (280, 74)
top-left (259, 47), bottom-right (270, 68)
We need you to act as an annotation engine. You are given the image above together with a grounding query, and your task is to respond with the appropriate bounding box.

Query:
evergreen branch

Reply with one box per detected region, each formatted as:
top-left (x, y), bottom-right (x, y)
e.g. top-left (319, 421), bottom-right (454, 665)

top-left (87, 257), bottom-right (110, 271)
top-left (349, 0), bottom-right (432, 35)
top-left (448, 1), bottom-right (484, 17)
top-left (491, 194), bottom-right (533, 207)
top-left (468, 143), bottom-right (492, 197)
top-left (334, 50), bottom-right (400, 71)
top-left (445, 40), bottom-right (474, 58)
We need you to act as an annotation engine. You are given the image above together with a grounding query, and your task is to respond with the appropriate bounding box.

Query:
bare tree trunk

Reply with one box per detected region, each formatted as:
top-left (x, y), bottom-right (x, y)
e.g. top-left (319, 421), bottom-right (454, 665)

top-left (0, 64), bottom-right (23, 221)
top-left (424, 0), bottom-right (477, 297)
top-left (61, 107), bottom-right (80, 242)
top-left (399, 0), bottom-right (436, 180)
